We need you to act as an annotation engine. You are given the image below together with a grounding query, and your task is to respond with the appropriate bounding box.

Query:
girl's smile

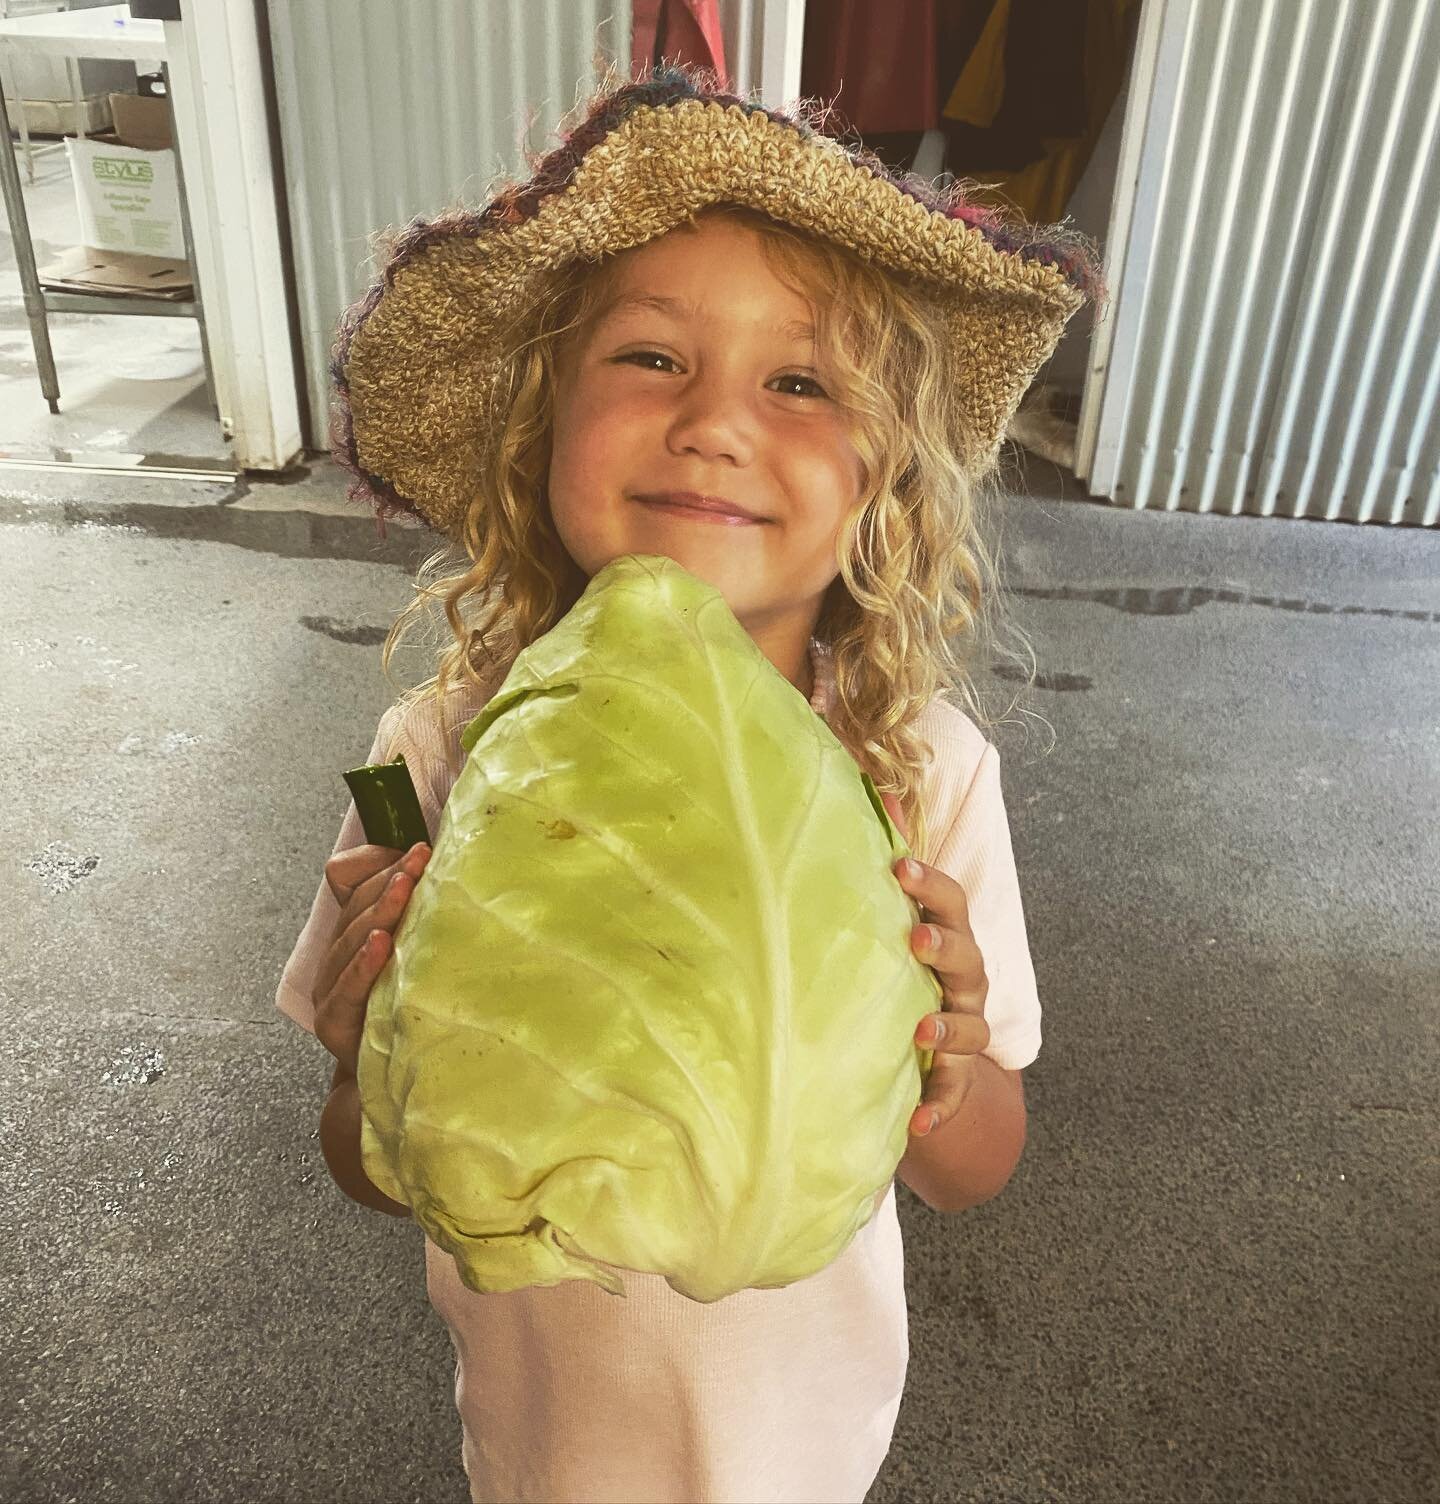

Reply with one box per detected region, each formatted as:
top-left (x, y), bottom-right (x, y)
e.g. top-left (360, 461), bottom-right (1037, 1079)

top-left (633, 490), bottom-right (768, 525)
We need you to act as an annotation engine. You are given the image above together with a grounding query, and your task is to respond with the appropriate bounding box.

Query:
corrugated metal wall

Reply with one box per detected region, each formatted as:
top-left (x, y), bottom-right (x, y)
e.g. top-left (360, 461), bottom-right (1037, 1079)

top-left (1081, 0), bottom-right (1440, 526)
top-left (264, 0), bottom-right (631, 452)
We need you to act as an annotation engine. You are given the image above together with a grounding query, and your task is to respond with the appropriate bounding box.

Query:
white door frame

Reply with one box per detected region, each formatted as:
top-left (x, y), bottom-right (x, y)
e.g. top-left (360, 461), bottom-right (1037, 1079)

top-left (719, 0), bottom-right (805, 104)
top-left (758, 0), bottom-right (805, 103)
top-left (163, 1), bottom-right (302, 471)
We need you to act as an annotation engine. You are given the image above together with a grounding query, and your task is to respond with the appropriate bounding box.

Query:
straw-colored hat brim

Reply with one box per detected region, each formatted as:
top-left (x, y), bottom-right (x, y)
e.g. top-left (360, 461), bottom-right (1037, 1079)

top-left (332, 85), bottom-right (1104, 542)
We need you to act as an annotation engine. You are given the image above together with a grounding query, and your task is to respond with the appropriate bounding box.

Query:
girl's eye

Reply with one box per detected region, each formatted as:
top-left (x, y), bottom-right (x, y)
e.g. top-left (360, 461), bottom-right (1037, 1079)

top-left (771, 374), bottom-right (828, 399)
top-left (616, 350), bottom-right (678, 372)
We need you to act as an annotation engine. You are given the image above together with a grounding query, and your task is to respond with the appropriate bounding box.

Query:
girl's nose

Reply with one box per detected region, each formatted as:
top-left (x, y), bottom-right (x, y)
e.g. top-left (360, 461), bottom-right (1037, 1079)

top-left (666, 382), bottom-right (755, 466)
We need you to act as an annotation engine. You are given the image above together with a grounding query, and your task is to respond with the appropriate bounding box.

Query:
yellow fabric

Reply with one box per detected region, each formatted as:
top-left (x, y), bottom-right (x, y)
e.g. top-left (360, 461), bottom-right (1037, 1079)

top-left (943, 0), bottom-right (1012, 129)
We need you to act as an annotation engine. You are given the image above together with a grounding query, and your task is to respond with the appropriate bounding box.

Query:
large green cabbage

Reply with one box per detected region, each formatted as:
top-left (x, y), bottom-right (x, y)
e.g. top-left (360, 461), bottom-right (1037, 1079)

top-left (357, 554), bottom-right (940, 1302)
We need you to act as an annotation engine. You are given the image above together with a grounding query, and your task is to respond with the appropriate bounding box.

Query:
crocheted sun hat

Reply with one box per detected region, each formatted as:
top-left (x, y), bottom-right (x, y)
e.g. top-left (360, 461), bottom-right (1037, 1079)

top-left (330, 65), bottom-right (1107, 543)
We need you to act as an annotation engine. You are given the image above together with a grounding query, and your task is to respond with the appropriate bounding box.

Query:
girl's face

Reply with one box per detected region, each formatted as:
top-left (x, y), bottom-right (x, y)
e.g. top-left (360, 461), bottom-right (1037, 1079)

top-left (547, 214), bottom-right (865, 695)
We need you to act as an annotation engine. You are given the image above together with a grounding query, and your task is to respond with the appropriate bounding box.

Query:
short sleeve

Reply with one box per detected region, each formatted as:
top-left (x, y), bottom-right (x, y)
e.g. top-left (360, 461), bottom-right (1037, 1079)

top-left (927, 742), bottom-right (1042, 1071)
top-left (274, 706), bottom-right (436, 1035)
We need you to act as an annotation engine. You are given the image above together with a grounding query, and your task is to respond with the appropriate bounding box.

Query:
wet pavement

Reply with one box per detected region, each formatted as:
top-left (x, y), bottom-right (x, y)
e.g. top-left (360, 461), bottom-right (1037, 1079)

top-left (3, 451), bottom-right (1437, 1502)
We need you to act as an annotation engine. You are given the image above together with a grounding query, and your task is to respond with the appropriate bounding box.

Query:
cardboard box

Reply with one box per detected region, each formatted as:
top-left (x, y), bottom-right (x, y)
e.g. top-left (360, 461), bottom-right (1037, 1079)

top-left (65, 134), bottom-right (184, 261)
top-left (37, 245), bottom-right (192, 301)
top-left (108, 92), bottom-right (172, 151)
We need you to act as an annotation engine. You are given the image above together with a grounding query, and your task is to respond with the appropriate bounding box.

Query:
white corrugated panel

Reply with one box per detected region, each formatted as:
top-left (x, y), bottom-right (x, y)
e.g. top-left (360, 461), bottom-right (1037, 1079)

top-left (264, 0), bottom-right (631, 451)
top-left (1080, 0), bottom-right (1440, 526)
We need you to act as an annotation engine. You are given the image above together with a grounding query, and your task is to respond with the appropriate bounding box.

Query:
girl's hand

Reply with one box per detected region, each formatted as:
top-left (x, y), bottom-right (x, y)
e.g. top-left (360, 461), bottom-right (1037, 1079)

top-left (880, 793), bottom-right (990, 1139)
top-left (312, 841), bottom-right (431, 1079)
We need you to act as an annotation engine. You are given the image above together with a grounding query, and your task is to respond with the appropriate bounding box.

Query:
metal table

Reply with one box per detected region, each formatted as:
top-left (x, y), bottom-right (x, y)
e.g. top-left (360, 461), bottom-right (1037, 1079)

top-left (0, 2), bottom-right (215, 415)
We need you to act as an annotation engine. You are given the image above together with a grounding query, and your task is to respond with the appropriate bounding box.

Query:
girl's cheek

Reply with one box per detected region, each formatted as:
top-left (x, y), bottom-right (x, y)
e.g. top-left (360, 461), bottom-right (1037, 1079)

top-left (577, 384), bottom-right (650, 429)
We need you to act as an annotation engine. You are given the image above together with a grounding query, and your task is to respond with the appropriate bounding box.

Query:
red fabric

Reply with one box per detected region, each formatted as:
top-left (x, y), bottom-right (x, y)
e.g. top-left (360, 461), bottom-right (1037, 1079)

top-left (632, 0), bottom-right (728, 82)
top-left (800, 0), bottom-right (941, 135)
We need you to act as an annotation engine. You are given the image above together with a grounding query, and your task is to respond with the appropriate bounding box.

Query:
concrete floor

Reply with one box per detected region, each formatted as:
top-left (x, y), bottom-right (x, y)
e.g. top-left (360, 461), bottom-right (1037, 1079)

top-left (2, 447), bottom-right (1437, 1504)
top-left (0, 135), bottom-right (231, 469)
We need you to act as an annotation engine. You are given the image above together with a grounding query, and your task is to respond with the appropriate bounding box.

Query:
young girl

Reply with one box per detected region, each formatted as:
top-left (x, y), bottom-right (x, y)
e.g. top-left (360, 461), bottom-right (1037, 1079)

top-left (276, 65), bottom-right (1105, 1504)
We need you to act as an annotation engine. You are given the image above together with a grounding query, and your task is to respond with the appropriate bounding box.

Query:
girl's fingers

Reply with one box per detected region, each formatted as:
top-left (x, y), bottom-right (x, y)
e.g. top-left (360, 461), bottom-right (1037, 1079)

top-left (907, 915), bottom-right (988, 1006)
top-left (910, 1019), bottom-right (992, 1137)
top-left (314, 890), bottom-right (412, 1074)
top-left (314, 838), bottom-right (433, 1073)
top-left (324, 843), bottom-right (404, 905)
top-left (911, 1103), bottom-right (941, 1136)
top-left (318, 933), bottom-right (389, 1076)
top-left (893, 856), bottom-right (971, 930)
top-left (344, 865), bottom-right (416, 947)
top-left (914, 1009), bottom-right (990, 1056)
top-left (325, 841), bottom-right (431, 907)
top-left (332, 848), bottom-right (431, 968)
top-left (311, 850), bottom-right (431, 1057)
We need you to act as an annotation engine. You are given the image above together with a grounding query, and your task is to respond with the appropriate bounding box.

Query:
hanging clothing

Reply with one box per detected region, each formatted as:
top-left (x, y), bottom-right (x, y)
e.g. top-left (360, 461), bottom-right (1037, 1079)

top-left (799, 0), bottom-right (1140, 225)
top-left (632, 0), bottom-right (727, 82)
top-left (799, 1), bottom-right (996, 171)
top-left (940, 0), bottom-right (1143, 225)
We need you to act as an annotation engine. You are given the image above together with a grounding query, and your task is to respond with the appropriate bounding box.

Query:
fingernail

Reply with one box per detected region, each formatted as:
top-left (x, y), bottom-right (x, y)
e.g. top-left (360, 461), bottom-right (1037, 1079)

top-left (898, 858), bottom-right (919, 880)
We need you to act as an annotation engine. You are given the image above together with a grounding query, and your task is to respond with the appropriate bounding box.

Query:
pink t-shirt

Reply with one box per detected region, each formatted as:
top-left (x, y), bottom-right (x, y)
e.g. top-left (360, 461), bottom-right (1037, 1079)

top-left (276, 638), bottom-right (1041, 1504)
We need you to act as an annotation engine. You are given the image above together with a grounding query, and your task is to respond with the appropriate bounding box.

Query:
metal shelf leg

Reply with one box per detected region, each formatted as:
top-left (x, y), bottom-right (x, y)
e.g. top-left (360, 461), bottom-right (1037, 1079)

top-left (0, 71), bottom-right (60, 411)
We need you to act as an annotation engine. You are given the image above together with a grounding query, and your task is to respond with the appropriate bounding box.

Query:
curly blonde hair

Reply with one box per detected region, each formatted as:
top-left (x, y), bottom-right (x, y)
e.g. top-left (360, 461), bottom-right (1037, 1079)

top-left (376, 202), bottom-right (1045, 866)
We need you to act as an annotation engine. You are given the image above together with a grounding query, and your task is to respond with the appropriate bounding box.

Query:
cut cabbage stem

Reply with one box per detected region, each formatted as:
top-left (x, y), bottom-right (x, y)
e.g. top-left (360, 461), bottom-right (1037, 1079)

top-left (343, 753), bottom-right (430, 850)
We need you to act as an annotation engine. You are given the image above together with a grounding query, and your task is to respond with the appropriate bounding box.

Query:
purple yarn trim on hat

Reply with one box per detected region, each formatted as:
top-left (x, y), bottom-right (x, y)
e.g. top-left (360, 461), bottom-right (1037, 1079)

top-left (329, 63), bottom-right (1107, 534)
top-left (327, 277), bottom-right (433, 534)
